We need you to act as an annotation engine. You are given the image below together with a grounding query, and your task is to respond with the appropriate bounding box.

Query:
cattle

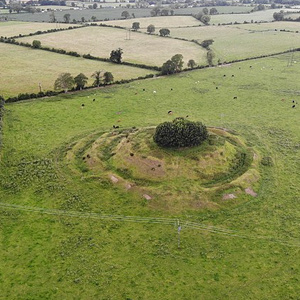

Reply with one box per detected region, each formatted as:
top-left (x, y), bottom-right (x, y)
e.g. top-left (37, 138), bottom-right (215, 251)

top-left (81, 104), bottom-right (85, 107)
top-left (168, 111), bottom-right (173, 115)
top-left (93, 99), bottom-right (95, 102)
top-left (233, 96), bottom-right (237, 99)
top-left (292, 105), bottom-right (296, 108)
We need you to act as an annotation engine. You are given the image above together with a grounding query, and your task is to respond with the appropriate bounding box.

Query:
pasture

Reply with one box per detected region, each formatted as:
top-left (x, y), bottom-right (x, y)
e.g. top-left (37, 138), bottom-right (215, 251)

top-left (17, 26), bottom-right (207, 66)
top-left (0, 43), bottom-right (156, 98)
top-left (210, 8), bottom-right (300, 24)
top-left (0, 52), bottom-right (300, 298)
top-left (0, 21), bottom-right (80, 38)
top-left (102, 16), bottom-right (202, 29)
top-left (170, 23), bottom-right (300, 61)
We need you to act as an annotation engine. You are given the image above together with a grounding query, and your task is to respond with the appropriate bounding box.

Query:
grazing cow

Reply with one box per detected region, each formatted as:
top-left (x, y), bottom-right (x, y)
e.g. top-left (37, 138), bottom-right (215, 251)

top-left (186, 115), bottom-right (189, 118)
top-left (232, 75), bottom-right (234, 77)
top-left (93, 99), bottom-right (95, 102)
top-left (233, 96), bottom-right (237, 99)
top-left (81, 104), bottom-right (85, 107)
top-left (223, 75), bottom-right (226, 77)
top-left (216, 87), bottom-right (218, 89)
top-left (113, 125), bottom-right (120, 129)
top-left (130, 153), bottom-right (134, 157)
top-left (87, 154), bottom-right (90, 159)
top-left (250, 66), bottom-right (252, 68)
top-left (292, 100), bottom-right (295, 103)
top-left (143, 88), bottom-right (145, 91)
top-left (168, 111), bottom-right (173, 115)
top-left (171, 88), bottom-right (173, 91)
top-left (292, 105), bottom-right (296, 108)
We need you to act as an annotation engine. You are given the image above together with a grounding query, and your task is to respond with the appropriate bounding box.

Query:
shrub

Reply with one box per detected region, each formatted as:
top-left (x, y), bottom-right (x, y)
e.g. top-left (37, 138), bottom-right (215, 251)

top-left (153, 117), bottom-right (208, 148)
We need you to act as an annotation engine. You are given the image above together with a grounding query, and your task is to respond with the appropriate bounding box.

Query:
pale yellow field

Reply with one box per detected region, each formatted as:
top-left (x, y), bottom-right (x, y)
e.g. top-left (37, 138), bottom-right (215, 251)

top-left (18, 26), bottom-right (207, 66)
top-left (0, 21), bottom-right (80, 37)
top-left (170, 24), bottom-right (300, 62)
top-left (0, 43), bottom-right (157, 98)
top-left (102, 16), bottom-right (202, 29)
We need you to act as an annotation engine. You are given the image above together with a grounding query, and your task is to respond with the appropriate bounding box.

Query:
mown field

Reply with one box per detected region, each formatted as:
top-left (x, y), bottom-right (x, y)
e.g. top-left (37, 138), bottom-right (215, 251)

top-left (102, 15), bottom-right (202, 29)
top-left (210, 8), bottom-right (300, 24)
top-left (170, 23), bottom-right (300, 62)
top-left (17, 26), bottom-right (206, 66)
top-left (0, 21), bottom-right (80, 38)
top-left (0, 52), bottom-right (300, 299)
top-left (0, 43), bottom-right (156, 98)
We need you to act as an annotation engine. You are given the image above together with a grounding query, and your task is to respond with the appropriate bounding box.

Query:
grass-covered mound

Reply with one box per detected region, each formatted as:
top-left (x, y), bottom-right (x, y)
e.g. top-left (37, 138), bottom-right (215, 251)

top-left (64, 126), bottom-right (258, 212)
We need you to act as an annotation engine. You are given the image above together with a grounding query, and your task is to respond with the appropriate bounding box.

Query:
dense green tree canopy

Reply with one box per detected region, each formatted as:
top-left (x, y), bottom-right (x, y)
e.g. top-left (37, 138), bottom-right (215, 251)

top-left (154, 118), bottom-right (208, 148)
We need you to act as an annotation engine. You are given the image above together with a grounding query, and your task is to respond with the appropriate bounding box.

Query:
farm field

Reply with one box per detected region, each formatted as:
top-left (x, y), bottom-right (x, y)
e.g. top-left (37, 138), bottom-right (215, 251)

top-left (102, 15), bottom-right (202, 29)
top-left (0, 21), bottom-right (80, 38)
top-left (0, 43), bottom-right (156, 98)
top-left (0, 52), bottom-right (300, 298)
top-left (17, 26), bottom-right (207, 66)
top-left (1, 5), bottom-right (254, 23)
top-left (210, 8), bottom-right (300, 24)
top-left (170, 23), bottom-right (300, 62)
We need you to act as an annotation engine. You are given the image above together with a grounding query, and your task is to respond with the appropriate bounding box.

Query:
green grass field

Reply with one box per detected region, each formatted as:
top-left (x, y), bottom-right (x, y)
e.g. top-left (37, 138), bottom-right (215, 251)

top-left (17, 26), bottom-right (207, 66)
top-left (0, 21), bottom-right (80, 37)
top-left (1, 52), bottom-right (300, 299)
top-left (170, 23), bottom-right (300, 62)
top-left (210, 8), bottom-right (299, 24)
top-left (0, 43), bottom-right (157, 98)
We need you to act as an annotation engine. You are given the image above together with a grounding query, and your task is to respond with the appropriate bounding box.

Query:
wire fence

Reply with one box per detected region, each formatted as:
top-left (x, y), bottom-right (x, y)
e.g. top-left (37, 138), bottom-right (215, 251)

top-left (1, 202), bottom-right (300, 248)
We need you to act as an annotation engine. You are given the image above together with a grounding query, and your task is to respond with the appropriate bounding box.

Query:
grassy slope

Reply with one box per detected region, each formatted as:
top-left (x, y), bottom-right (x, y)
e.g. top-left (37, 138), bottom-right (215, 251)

top-left (0, 21), bottom-right (79, 37)
top-left (0, 43), bottom-right (156, 98)
top-left (0, 53), bottom-right (300, 298)
top-left (17, 26), bottom-right (207, 66)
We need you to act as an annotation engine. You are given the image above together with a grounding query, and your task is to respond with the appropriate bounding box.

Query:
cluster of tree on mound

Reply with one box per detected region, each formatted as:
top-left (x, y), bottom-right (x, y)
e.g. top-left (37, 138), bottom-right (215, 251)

top-left (154, 118), bottom-right (208, 148)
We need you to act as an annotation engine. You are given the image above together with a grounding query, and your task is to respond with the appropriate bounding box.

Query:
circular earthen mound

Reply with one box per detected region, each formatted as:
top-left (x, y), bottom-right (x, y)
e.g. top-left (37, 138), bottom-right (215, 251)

top-left (64, 127), bottom-right (260, 212)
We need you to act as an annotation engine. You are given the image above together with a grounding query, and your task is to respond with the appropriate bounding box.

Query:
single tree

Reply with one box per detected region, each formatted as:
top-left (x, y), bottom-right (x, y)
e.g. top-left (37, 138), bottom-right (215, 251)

top-left (202, 7), bottom-right (209, 15)
top-left (147, 24), bottom-right (155, 34)
top-left (91, 16), bottom-right (97, 22)
top-left (132, 22), bottom-right (140, 31)
top-left (210, 7), bottom-right (218, 15)
top-left (201, 15), bottom-right (211, 25)
top-left (32, 40), bottom-right (41, 49)
top-left (81, 16), bottom-right (85, 23)
top-left (161, 9), bottom-right (169, 16)
top-left (121, 10), bottom-right (130, 19)
top-left (159, 28), bottom-right (170, 37)
top-left (63, 13), bottom-right (70, 23)
top-left (49, 12), bottom-right (56, 23)
top-left (74, 73), bottom-right (88, 90)
top-left (103, 71), bottom-right (114, 84)
top-left (93, 3), bottom-right (97, 9)
top-left (273, 11), bottom-right (284, 21)
top-left (171, 54), bottom-right (184, 72)
top-left (207, 50), bottom-right (215, 66)
top-left (92, 70), bottom-right (102, 87)
top-left (187, 59), bottom-right (197, 68)
top-left (54, 73), bottom-right (74, 93)
top-left (150, 7), bottom-right (160, 16)
top-left (110, 48), bottom-right (123, 63)
top-left (161, 60), bottom-right (176, 75)
top-left (200, 39), bottom-right (214, 49)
